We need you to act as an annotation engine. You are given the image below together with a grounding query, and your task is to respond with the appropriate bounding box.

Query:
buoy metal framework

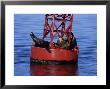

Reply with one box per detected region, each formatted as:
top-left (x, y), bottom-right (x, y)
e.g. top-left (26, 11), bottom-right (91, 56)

top-left (31, 14), bottom-right (79, 64)
top-left (42, 14), bottom-right (73, 48)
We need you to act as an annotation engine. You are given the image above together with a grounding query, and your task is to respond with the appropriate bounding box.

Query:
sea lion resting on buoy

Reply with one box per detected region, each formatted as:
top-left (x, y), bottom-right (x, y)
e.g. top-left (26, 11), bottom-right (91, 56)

top-left (30, 32), bottom-right (51, 53)
top-left (30, 32), bottom-right (77, 51)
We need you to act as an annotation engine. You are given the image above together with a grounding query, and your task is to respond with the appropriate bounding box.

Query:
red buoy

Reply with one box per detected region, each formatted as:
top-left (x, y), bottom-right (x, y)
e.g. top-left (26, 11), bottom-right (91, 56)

top-left (30, 14), bottom-right (79, 64)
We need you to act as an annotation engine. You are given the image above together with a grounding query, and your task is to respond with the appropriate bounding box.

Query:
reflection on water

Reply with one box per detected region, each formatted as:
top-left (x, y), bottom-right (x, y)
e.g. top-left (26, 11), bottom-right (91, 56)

top-left (30, 64), bottom-right (78, 76)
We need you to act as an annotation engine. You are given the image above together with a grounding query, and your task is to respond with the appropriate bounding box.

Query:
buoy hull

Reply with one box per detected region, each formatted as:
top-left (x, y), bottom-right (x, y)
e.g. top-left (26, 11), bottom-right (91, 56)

top-left (31, 45), bottom-right (79, 64)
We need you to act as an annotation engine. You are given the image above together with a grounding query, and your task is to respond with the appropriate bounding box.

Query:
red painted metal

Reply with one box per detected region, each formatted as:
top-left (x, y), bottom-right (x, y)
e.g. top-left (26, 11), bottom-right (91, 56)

top-left (31, 45), bottom-right (79, 62)
top-left (42, 14), bottom-right (73, 48)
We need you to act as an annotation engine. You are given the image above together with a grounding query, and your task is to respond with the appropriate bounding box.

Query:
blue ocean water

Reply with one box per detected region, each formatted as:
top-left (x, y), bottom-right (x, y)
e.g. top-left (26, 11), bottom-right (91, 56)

top-left (14, 14), bottom-right (97, 76)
